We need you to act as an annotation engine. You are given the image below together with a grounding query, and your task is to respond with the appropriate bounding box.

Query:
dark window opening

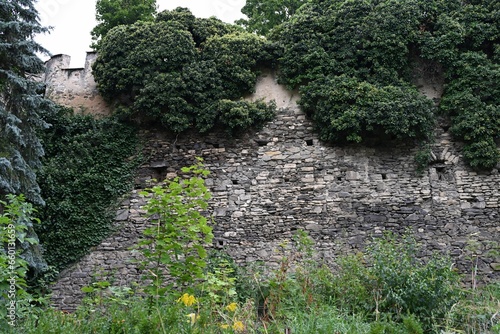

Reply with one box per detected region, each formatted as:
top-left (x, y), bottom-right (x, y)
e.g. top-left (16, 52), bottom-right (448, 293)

top-left (232, 180), bottom-right (238, 185)
top-left (434, 165), bottom-right (451, 181)
top-left (305, 139), bottom-right (314, 146)
top-left (381, 173), bottom-right (387, 180)
top-left (337, 176), bottom-right (342, 181)
top-left (435, 166), bottom-right (446, 173)
top-left (151, 167), bottom-right (167, 181)
top-left (255, 139), bottom-right (269, 147)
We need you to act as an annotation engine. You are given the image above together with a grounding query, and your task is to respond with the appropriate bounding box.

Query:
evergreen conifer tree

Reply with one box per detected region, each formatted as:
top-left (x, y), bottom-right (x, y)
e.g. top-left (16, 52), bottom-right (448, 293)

top-left (0, 0), bottom-right (55, 205)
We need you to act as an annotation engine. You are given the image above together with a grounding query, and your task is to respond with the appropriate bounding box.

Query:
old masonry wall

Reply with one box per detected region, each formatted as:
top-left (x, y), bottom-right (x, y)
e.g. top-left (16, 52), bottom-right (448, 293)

top-left (44, 56), bottom-right (500, 311)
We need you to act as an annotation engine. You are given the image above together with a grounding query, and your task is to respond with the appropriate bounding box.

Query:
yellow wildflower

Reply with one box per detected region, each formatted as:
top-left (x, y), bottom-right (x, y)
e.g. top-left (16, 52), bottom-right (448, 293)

top-left (220, 324), bottom-right (230, 329)
top-left (186, 313), bottom-right (199, 325)
top-left (233, 320), bottom-right (245, 332)
top-left (177, 293), bottom-right (197, 307)
top-left (226, 302), bottom-right (238, 312)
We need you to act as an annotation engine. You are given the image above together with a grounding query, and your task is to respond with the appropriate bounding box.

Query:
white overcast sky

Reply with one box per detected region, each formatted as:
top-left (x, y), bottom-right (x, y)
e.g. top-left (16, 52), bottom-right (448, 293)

top-left (35, 0), bottom-right (246, 67)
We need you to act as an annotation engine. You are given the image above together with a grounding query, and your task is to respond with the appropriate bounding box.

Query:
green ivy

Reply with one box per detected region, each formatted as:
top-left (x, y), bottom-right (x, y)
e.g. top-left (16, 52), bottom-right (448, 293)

top-left (299, 75), bottom-right (435, 144)
top-left (92, 8), bottom-right (276, 135)
top-left (276, 0), bottom-right (500, 169)
top-left (0, 194), bottom-right (45, 328)
top-left (35, 107), bottom-right (141, 271)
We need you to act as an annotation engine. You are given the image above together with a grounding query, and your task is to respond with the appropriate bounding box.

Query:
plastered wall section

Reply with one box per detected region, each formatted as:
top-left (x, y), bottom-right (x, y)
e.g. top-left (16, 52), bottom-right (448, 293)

top-left (43, 53), bottom-right (111, 116)
top-left (49, 72), bottom-right (500, 311)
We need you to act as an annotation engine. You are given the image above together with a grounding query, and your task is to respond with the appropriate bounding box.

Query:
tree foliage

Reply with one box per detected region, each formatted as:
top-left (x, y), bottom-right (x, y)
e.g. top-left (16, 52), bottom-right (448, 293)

top-left (92, 8), bottom-right (276, 135)
top-left (276, 0), bottom-right (499, 168)
top-left (137, 160), bottom-right (213, 298)
top-left (236, 0), bottom-right (308, 36)
top-left (90, 0), bottom-right (157, 50)
top-left (0, 0), bottom-right (56, 204)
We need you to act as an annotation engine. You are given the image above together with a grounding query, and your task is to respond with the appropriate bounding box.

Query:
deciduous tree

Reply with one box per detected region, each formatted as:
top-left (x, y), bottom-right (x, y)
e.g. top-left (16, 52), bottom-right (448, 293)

top-left (90, 0), bottom-right (157, 50)
top-left (237, 0), bottom-right (307, 36)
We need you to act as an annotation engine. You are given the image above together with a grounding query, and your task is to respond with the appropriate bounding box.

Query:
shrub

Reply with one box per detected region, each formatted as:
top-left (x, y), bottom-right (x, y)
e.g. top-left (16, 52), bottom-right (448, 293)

top-left (136, 160), bottom-right (213, 300)
top-left (331, 233), bottom-right (462, 331)
top-left (276, 0), bottom-right (500, 169)
top-left (299, 75), bottom-right (436, 144)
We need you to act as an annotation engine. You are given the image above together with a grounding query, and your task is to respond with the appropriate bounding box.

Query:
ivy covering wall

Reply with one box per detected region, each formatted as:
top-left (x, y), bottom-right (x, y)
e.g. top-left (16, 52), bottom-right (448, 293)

top-left (31, 2), bottom-right (499, 276)
top-left (273, 0), bottom-right (499, 169)
top-left (92, 8), bottom-right (277, 135)
top-left (35, 108), bottom-right (141, 271)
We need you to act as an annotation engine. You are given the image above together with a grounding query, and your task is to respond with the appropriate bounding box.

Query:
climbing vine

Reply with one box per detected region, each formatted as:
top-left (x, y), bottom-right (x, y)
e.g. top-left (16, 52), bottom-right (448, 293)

top-left (36, 107), bottom-right (141, 270)
top-left (92, 8), bottom-right (277, 135)
top-left (275, 0), bottom-right (499, 169)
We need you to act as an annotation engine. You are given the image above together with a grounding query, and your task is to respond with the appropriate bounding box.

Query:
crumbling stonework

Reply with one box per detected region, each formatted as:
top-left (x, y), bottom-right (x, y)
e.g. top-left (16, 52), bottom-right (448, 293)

top-left (43, 53), bottom-right (111, 116)
top-left (45, 63), bottom-right (500, 312)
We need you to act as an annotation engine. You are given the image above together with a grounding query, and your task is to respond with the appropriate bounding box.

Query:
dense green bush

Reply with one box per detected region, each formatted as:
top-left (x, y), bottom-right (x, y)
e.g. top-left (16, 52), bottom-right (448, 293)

top-left (299, 75), bottom-right (435, 144)
top-left (331, 233), bottom-right (461, 331)
top-left (35, 108), bottom-right (141, 271)
top-left (275, 0), bottom-right (500, 168)
top-left (92, 8), bottom-right (276, 135)
top-left (442, 52), bottom-right (500, 168)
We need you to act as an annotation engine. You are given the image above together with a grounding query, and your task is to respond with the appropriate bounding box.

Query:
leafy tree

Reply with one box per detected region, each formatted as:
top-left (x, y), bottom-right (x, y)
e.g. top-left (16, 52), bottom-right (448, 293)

top-left (90, 0), bottom-right (157, 50)
top-left (92, 8), bottom-right (276, 134)
top-left (237, 0), bottom-right (308, 36)
top-left (137, 160), bottom-right (213, 303)
top-left (0, 0), bottom-right (55, 205)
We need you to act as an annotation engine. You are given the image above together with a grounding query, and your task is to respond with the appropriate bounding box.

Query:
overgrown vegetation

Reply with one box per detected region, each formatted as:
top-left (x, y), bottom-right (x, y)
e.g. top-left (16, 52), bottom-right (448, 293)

top-left (273, 0), bottom-right (499, 169)
top-left (92, 7), bottom-right (277, 135)
top-left (35, 107), bottom-right (141, 272)
top-left (2, 1), bottom-right (499, 332)
top-left (90, 0), bottom-right (157, 50)
top-left (12, 229), bottom-right (500, 333)
top-left (0, 195), bottom-right (47, 328)
top-left (3, 164), bottom-right (497, 333)
top-left (135, 160), bottom-right (213, 311)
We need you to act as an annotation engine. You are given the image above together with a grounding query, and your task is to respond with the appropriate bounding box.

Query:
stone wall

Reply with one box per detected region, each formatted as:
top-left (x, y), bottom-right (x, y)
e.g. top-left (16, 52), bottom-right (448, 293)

top-left (43, 53), bottom-right (111, 116)
top-left (49, 72), bottom-right (500, 311)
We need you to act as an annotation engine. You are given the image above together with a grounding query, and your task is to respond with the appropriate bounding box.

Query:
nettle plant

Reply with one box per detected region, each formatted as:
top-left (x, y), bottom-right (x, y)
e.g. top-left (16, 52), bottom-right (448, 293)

top-left (135, 159), bottom-right (213, 304)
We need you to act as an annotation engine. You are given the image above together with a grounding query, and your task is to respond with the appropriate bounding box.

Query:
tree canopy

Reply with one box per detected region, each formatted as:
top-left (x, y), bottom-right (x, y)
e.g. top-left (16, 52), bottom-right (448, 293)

top-left (236, 0), bottom-right (308, 36)
top-left (92, 8), bottom-right (277, 134)
top-left (90, 0), bottom-right (157, 50)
